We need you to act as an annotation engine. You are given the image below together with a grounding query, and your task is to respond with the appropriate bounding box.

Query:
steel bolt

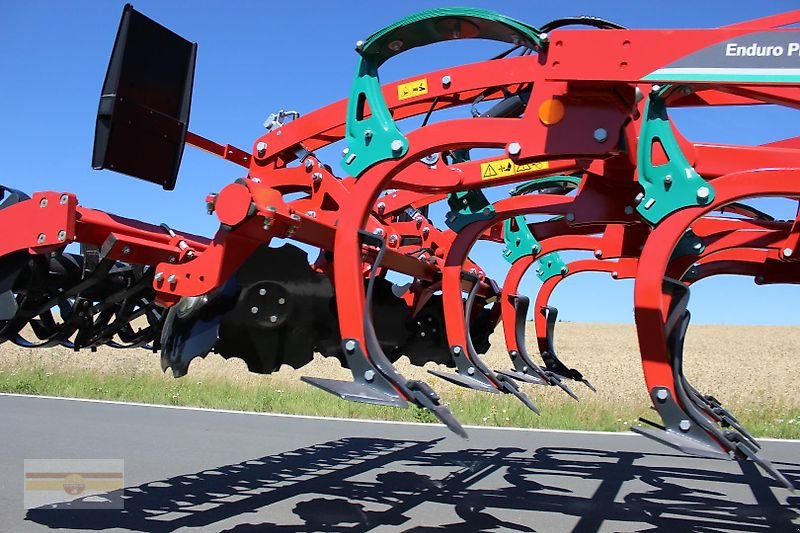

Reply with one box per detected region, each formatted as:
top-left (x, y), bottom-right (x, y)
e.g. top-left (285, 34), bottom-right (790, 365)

top-left (784, 247), bottom-right (794, 257)
top-left (508, 142), bottom-right (522, 156)
top-left (679, 419), bottom-right (691, 432)
top-left (388, 235), bottom-right (399, 246)
top-left (656, 389), bottom-right (669, 402)
top-left (57, 230), bottom-right (67, 242)
top-left (376, 202), bottom-right (385, 214)
top-left (593, 128), bottom-right (608, 143)
top-left (121, 245), bottom-right (130, 255)
top-left (664, 175), bottom-right (672, 185)
top-left (60, 194), bottom-right (68, 204)
top-left (364, 370), bottom-right (375, 382)
top-left (39, 198), bottom-right (47, 208)
top-left (373, 227), bottom-right (384, 237)
top-left (37, 233), bottom-right (46, 243)
top-left (154, 272), bottom-right (164, 282)
top-left (696, 186), bottom-right (710, 202)
top-left (441, 75), bottom-right (452, 87)
top-left (306, 210), bottom-right (316, 218)
top-left (269, 315), bottom-right (278, 323)
top-left (304, 159), bottom-right (314, 171)
top-left (250, 306), bottom-right (259, 314)
top-left (467, 367), bottom-right (475, 376)
top-left (278, 297), bottom-right (285, 305)
top-left (259, 288), bottom-right (267, 296)
top-left (345, 339), bottom-right (357, 352)
top-left (341, 147), bottom-right (350, 157)
top-left (364, 130), bottom-right (373, 141)
top-left (634, 192), bottom-right (644, 204)
top-left (390, 139), bottom-right (403, 152)
top-left (256, 141), bottom-right (267, 157)
top-left (167, 274), bottom-right (177, 284)
top-left (594, 249), bottom-right (602, 258)
top-left (355, 40), bottom-right (364, 49)
top-left (453, 346), bottom-right (462, 355)
top-left (312, 172), bottom-right (323, 183)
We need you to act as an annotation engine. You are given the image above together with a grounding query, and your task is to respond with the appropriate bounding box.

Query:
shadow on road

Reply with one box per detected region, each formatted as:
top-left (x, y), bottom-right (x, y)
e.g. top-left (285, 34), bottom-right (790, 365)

top-left (26, 436), bottom-right (800, 532)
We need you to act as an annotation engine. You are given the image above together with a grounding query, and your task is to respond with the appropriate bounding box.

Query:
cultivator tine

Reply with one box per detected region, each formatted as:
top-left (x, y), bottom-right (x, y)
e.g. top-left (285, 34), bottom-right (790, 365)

top-left (634, 279), bottom-right (792, 489)
top-left (430, 276), bottom-right (540, 414)
top-left (304, 231), bottom-right (466, 435)
top-left (506, 294), bottom-right (579, 400)
top-left (540, 305), bottom-right (595, 392)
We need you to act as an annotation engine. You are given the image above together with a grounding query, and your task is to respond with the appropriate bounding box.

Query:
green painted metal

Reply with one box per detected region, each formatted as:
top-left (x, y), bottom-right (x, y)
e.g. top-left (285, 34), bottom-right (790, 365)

top-left (636, 90), bottom-right (714, 225)
top-left (342, 8), bottom-right (543, 177)
top-left (445, 190), bottom-right (494, 232)
top-left (671, 228), bottom-right (705, 260)
top-left (536, 252), bottom-right (568, 281)
top-left (502, 215), bottom-right (568, 281)
top-left (509, 175), bottom-right (582, 196)
top-left (502, 216), bottom-right (540, 264)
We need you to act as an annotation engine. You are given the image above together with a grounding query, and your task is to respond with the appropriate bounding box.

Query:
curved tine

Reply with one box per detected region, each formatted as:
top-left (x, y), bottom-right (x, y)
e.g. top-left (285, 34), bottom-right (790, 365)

top-left (463, 279), bottom-right (541, 414)
top-left (539, 305), bottom-right (594, 393)
top-left (503, 294), bottom-right (548, 384)
top-left (307, 230), bottom-right (466, 437)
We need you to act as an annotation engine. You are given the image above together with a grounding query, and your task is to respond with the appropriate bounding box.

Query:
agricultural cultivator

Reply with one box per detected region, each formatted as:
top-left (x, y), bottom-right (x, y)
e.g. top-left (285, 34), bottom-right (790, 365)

top-left (3, 5), bottom-right (800, 489)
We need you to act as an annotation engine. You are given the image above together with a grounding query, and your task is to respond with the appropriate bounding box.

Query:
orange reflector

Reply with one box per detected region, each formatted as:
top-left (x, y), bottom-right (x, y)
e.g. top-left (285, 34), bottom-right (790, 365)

top-left (538, 98), bottom-right (565, 125)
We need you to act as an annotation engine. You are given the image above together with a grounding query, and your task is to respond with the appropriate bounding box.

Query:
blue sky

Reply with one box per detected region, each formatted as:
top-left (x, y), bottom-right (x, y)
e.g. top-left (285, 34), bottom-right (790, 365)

top-left (1, 1), bottom-right (799, 324)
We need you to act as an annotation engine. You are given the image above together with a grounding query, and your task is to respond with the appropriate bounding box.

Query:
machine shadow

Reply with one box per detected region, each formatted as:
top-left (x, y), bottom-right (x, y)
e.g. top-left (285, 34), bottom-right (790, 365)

top-left (26, 436), bottom-right (800, 532)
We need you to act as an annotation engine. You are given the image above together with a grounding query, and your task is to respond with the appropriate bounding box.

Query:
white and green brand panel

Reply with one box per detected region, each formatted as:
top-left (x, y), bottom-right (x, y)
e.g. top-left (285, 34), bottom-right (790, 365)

top-left (644, 31), bottom-right (800, 83)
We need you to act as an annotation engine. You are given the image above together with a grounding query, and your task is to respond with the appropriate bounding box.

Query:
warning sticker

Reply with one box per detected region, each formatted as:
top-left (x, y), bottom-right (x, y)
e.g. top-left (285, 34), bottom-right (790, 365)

top-left (480, 159), bottom-right (549, 181)
top-left (397, 78), bottom-right (428, 100)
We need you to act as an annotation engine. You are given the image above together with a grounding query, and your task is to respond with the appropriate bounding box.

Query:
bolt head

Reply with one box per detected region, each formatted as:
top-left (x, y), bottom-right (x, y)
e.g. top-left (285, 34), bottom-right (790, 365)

top-left (154, 272), bottom-right (164, 282)
top-left (390, 139), bottom-right (403, 152)
top-left (452, 346), bottom-right (462, 355)
top-left (250, 306), bottom-right (259, 314)
top-left (364, 370), bottom-right (375, 382)
top-left (167, 274), bottom-right (177, 284)
top-left (656, 389), bottom-right (669, 402)
top-left (57, 230), bottom-right (67, 242)
top-left (312, 172), bottom-right (323, 182)
top-left (508, 142), bottom-right (522, 156)
top-left (278, 297), bottom-right (285, 305)
top-left (37, 233), bottom-right (46, 243)
top-left (60, 194), bottom-right (68, 204)
top-left (304, 159), bottom-right (314, 170)
top-left (269, 315), bottom-right (278, 323)
top-left (679, 419), bottom-right (691, 432)
top-left (467, 367), bottom-right (475, 376)
top-left (355, 40), bottom-right (365, 49)
top-left (696, 186), bottom-right (710, 201)
top-left (256, 141), bottom-right (267, 156)
top-left (39, 198), bottom-right (47, 208)
top-left (345, 339), bottom-right (357, 352)
top-left (593, 128), bottom-right (608, 143)
top-left (441, 75), bottom-right (452, 87)
top-left (121, 245), bottom-right (130, 255)
top-left (259, 288), bottom-right (267, 296)
top-left (784, 247), bottom-right (794, 257)
top-left (594, 249), bottom-right (602, 258)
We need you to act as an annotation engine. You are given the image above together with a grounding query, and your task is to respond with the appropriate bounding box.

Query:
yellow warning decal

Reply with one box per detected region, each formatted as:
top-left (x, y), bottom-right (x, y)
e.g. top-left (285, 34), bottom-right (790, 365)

top-left (397, 78), bottom-right (428, 100)
top-left (480, 159), bottom-right (549, 181)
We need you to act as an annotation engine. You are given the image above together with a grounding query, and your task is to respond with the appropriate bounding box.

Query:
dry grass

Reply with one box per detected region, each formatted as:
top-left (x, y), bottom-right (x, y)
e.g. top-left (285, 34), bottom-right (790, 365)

top-left (1, 322), bottom-right (797, 413)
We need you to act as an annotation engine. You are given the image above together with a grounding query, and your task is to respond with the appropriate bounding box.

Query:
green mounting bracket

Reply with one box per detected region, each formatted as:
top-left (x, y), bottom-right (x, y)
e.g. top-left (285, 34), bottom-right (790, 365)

top-left (636, 90), bottom-right (714, 225)
top-left (502, 215), bottom-right (568, 281)
top-left (342, 8), bottom-right (543, 177)
top-left (509, 175), bottom-right (582, 196)
top-left (536, 252), bottom-right (568, 281)
top-left (671, 228), bottom-right (705, 260)
top-left (445, 190), bottom-right (494, 232)
top-left (503, 216), bottom-right (540, 264)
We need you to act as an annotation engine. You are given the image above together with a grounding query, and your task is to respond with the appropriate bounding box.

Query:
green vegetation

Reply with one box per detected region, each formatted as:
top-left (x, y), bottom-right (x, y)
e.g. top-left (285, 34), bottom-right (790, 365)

top-left (1, 367), bottom-right (798, 439)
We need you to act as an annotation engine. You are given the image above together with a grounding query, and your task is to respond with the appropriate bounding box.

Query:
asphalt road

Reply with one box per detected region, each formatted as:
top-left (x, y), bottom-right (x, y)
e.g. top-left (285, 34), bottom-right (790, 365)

top-left (0, 394), bottom-right (798, 532)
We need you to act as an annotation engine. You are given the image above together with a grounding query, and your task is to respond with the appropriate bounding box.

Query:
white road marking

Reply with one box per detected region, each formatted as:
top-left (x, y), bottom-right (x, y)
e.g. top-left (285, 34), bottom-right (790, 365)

top-left (1, 392), bottom-right (797, 443)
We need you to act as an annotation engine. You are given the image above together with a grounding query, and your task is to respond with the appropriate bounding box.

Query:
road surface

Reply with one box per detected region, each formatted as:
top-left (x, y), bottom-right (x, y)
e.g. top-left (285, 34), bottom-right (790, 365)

top-left (0, 393), bottom-right (798, 532)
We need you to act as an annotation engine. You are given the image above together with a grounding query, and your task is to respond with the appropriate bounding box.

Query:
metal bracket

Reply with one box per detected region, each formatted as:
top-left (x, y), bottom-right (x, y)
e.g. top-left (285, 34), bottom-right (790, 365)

top-left (445, 190), bottom-right (495, 232)
top-left (636, 90), bottom-right (714, 225)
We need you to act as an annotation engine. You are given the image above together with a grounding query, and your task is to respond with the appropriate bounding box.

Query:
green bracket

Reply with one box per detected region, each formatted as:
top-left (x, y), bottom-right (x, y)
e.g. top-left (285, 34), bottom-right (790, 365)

top-left (342, 8), bottom-right (543, 177)
top-left (670, 228), bottom-right (705, 260)
top-left (509, 175), bottom-right (582, 196)
top-left (445, 190), bottom-right (494, 232)
top-left (502, 215), bottom-right (568, 281)
top-left (502, 216), bottom-right (540, 263)
top-left (636, 90), bottom-right (714, 225)
top-left (535, 252), bottom-right (568, 282)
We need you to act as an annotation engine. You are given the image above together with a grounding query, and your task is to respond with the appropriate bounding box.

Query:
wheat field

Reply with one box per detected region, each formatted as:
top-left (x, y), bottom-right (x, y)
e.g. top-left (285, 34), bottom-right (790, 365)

top-left (1, 322), bottom-right (797, 410)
